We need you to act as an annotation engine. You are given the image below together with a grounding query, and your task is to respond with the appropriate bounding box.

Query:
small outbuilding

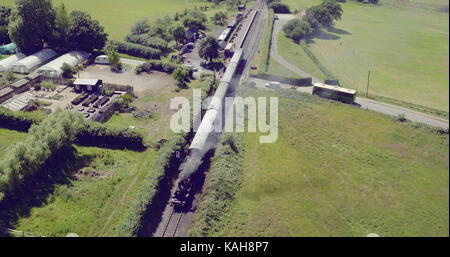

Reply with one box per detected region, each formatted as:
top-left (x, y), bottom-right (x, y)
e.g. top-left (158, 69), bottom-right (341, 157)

top-left (0, 53), bottom-right (26, 72)
top-left (94, 55), bottom-right (109, 64)
top-left (11, 49), bottom-right (58, 74)
top-left (73, 78), bottom-right (102, 93)
top-left (37, 51), bottom-right (89, 78)
top-left (9, 78), bottom-right (31, 94)
top-left (0, 87), bottom-right (14, 104)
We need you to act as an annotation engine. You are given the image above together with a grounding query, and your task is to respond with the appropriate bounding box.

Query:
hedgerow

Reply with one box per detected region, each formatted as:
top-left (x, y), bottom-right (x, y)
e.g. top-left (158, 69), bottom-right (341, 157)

top-left (115, 131), bottom-right (189, 236)
top-left (75, 122), bottom-right (146, 151)
top-left (188, 133), bottom-right (245, 236)
top-left (0, 108), bottom-right (43, 132)
top-left (109, 40), bottom-right (162, 59)
top-left (0, 110), bottom-right (85, 202)
top-left (0, 108), bottom-right (145, 150)
top-left (125, 34), bottom-right (169, 53)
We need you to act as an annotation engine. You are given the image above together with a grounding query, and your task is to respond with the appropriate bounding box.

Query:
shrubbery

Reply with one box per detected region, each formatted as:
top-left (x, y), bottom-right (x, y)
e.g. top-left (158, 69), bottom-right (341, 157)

top-left (189, 133), bottom-right (244, 236)
top-left (0, 108), bottom-right (146, 150)
top-left (75, 121), bottom-right (145, 150)
top-left (125, 34), bottom-right (169, 53)
top-left (116, 132), bottom-right (189, 236)
top-left (108, 40), bottom-right (162, 60)
top-left (0, 110), bottom-right (85, 202)
top-left (0, 107), bottom-right (42, 132)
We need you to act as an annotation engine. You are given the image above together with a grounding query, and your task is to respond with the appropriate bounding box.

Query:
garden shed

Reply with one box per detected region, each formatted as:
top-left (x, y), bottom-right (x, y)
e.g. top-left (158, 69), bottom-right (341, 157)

top-left (37, 51), bottom-right (89, 78)
top-left (11, 49), bottom-right (58, 74)
top-left (0, 53), bottom-right (26, 72)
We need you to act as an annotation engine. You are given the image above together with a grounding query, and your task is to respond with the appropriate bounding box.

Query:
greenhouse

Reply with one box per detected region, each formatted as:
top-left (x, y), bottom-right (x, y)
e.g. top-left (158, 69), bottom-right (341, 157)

top-left (0, 43), bottom-right (17, 54)
top-left (37, 51), bottom-right (90, 78)
top-left (11, 49), bottom-right (58, 74)
top-left (0, 53), bottom-right (26, 72)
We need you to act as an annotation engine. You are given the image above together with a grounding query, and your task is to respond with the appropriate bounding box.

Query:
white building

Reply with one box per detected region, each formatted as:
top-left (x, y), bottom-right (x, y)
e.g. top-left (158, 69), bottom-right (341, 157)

top-left (0, 53), bottom-right (26, 72)
top-left (11, 49), bottom-right (58, 74)
top-left (37, 51), bottom-right (90, 78)
top-left (94, 55), bottom-right (109, 64)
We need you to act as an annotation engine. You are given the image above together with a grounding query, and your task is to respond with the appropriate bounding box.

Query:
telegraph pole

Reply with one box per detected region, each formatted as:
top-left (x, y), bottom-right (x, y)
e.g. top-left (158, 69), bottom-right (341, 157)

top-left (366, 69), bottom-right (371, 97)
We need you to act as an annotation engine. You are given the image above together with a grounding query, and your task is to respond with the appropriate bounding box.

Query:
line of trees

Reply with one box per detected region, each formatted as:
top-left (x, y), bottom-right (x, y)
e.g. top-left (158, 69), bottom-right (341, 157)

top-left (282, 0), bottom-right (343, 43)
top-left (6, 0), bottom-right (107, 54)
top-left (0, 109), bottom-right (84, 202)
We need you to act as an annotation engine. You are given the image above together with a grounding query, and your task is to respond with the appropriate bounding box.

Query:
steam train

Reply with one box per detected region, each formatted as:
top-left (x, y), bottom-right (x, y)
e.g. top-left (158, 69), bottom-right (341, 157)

top-left (170, 48), bottom-right (245, 207)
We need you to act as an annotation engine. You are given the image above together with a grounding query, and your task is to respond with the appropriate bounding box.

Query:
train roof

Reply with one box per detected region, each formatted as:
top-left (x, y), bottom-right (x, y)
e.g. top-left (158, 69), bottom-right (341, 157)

top-left (313, 83), bottom-right (356, 95)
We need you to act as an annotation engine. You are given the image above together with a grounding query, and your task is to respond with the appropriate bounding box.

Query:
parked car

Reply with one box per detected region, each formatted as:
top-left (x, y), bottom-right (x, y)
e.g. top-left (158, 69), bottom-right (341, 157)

top-left (84, 113), bottom-right (90, 118)
top-left (265, 81), bottom-right (280, 88)
top-left (78, 107), bottom-right (84, 111)
top-left (87, 108), bottom-right (96, 113)
top-left (274, 15), bottom-right (279, 20)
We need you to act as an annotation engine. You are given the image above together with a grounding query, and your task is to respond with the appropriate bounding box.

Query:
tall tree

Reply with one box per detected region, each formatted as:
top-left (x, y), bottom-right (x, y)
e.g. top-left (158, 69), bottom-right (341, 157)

top-left (67, 10), bottom-right (108, 52)
top-left (0, 6), bottom-right (12, 44)
top-left (170, 25), bottom-right (186, 53)
top-left (51, 3), bottom-right (70, 51)
top-left (183, 10), bottom-right (207, 30)
top-left (198, 36), bottom-right (219, 63)
top-left (8, 0), bottom-right (56, 54)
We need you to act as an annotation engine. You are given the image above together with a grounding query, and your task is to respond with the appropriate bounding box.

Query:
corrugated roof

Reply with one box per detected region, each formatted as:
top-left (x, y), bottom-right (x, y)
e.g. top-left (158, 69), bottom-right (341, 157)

top-left (0, 87), bottom-right (13, 97)
top-left (73, 78), bottom-right (100, 86)
top-left (10, 79), bottom-right (29, 89)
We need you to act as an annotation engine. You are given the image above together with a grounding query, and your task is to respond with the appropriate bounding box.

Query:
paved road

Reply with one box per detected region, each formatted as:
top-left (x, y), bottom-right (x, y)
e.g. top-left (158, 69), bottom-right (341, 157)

top-left (251, 78), bottom-right (449, 129)
top-left (271, 14), bottom-right (321, 83)
top-left (266, 14), bottom-right (449, 129)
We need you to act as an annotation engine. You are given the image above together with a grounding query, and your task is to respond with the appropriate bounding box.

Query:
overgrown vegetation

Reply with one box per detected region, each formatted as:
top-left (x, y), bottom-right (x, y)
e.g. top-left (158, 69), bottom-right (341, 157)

top-left (189, 133), bottom-right (245, 236)
top-left (0, 110), bottom-right (85, 203)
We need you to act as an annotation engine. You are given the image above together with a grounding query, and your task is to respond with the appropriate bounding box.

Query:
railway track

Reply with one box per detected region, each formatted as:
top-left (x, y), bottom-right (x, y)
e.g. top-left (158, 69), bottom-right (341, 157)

top-left (160, 206), bottom-right (184, 237)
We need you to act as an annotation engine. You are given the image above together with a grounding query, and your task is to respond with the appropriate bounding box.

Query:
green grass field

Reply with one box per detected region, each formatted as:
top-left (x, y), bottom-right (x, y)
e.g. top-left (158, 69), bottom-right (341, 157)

top-left (207, 86), bottom-right (449, 236)
top-left (276, 0), bottom-right (449, 112)
top-left (0, 128), bottom-right (27, 156)
top-left (14, 146), bottom-right (157, 236)
top-left (2, 0), bottom-right (218, 40)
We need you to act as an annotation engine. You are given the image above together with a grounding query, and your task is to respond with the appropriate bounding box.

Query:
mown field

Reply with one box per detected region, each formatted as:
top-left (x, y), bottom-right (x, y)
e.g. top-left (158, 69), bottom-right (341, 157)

top-left (2, 0), bottom-right (218, 40)
top-left (277, 0), bottom-right (449, 112)
top-left (202, 86), bottom-right (449, 236)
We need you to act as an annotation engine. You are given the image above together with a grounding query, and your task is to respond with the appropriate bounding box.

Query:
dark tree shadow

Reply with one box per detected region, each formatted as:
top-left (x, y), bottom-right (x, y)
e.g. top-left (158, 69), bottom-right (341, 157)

top-left (315, 30), bottom-right (341, 40)
top-left (326, 27), bottom-right (351, 35)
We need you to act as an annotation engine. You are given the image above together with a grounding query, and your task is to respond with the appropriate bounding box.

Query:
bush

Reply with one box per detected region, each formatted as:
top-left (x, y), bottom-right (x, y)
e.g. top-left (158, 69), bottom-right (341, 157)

top-left (109, 40), bottom-right (162, 59)
top-left (125, 34), bottom-right (169, 53)
top-left (189, 133), bottom-right (244, 236)
top-left (0, 107), bottom-right (42, 132)
top-left (61, 63), bottom-right (76, 78)
top-left (270, 3), bottom-right (290, 13)
top-left (283, 19), bottom-right (311, 43)
top-left (0, 110), bottom-right (85, 202)
top-left (116, 132), bottom-right (189, 236)
top-left (75, 122), bottom-right (145, 150)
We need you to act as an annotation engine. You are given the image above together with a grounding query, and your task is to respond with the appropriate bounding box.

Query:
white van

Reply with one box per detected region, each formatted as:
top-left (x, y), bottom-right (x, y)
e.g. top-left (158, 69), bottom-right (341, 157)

top-left (94, 55), bottom-right (109, 64)
top-left (265, 81), bottom-right (280, 88)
